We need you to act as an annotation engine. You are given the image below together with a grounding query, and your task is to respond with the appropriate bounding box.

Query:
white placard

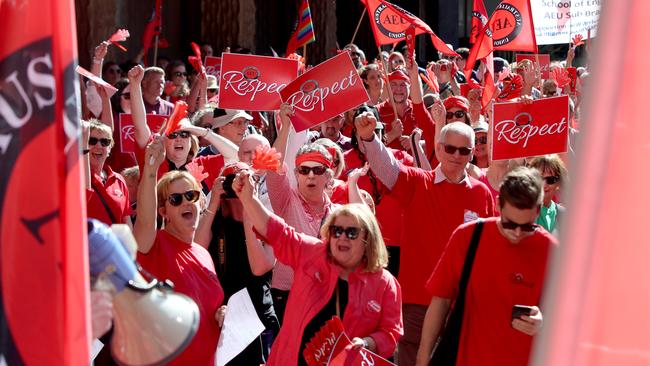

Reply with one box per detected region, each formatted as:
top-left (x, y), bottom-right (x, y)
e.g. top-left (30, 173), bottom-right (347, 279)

top-left (531, 0), bottom-right (601, 45)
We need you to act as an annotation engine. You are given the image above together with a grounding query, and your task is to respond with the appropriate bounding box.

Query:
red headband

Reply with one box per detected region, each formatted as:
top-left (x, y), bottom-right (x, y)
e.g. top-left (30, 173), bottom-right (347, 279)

top-left (295, 152), bottom-right (332, 168)
top-left (388, 70), bottom-right (410, 83)
top-left (444, 96), bottom-right (469, 112)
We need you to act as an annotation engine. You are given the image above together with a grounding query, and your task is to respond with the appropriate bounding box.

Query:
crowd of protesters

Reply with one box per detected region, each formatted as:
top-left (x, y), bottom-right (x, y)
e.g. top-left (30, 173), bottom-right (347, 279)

top-left (85, 32), bottom-right (583, 365)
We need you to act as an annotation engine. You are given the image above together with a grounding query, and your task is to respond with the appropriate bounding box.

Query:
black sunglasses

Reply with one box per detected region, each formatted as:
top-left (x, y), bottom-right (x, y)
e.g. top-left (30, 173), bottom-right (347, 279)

top-left (173, 71), bottom-right (188, 77)
top-left (296, 165), bottom-right (327, 176)
top-left (543, 176), bottom-right (560, 185)
top-left (442, 144), bottom-right (472, 156)
top-left (501, 219), bottom-right (538, 232)
top-left (446, 110), bottom-right (467, 120)
top-left (168, 190), bottom-right (200, 206)
top-left (475, 136), bottom-right (488, 145)
top-left (329, 225), bottom-right (364, 240)
top-left (89, 137), bottom-right (111, 147)
top-left (167, 131), bottom-right (191, 139)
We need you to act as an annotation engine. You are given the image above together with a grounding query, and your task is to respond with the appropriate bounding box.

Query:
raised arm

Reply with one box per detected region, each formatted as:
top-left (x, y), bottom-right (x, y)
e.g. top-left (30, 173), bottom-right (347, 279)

top-left (188, 69), bottom-right (208, 113)
top-left (97, 84), bottom-right (114, 131)
top-left (178, 120), bottom-right (239, 163)
top-left (354, 112), bottom-right (400, 190)
top-left (273, 103), bottom-right (293, 165)
top-left (91, 42), bottom-right (109, 78)
top-left (194, 176), bottom-right (224, 248)
top-left (347, 164), bottom-right (369, 204)
top-left (409, 128), bottom-right (432, 170)
top-left (232, 169), bottom-right (272, 237)
top-left (127, 65), bottom-right (152, 148)
top-left (243, 211), bottom-right (276, 276)
top-left (132, 136), bottom-right (165, 254)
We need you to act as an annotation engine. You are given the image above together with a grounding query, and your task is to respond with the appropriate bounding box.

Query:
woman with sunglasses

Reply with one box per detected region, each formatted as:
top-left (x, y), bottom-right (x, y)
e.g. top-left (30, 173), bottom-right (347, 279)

top-left (231, 169), bottom-right (403, 366)
top-left (527, 154), bottom-right (568, 234)
top-left (133, 136), bottom-right (225, 365)
top-left (164, 60), bottom-right (190, 103)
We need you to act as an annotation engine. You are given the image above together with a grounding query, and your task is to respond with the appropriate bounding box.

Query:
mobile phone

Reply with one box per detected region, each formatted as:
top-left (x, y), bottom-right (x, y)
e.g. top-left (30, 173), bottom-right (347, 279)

top-left (511, 305), bottom-right (534, 320)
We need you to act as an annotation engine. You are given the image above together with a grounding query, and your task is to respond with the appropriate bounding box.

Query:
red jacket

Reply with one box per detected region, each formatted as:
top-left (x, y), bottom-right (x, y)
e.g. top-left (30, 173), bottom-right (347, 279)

top-left (258, 215), bottom-right (403, 365)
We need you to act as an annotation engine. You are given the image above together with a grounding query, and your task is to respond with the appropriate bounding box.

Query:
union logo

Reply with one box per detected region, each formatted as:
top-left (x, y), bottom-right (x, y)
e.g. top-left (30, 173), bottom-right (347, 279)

top-left (242, 66), bottom-right (260, 80)
top-left (373, 3), bottom-right (414, 39)
top-left (300, 79), bottom-right (319, 94)
top-left (490, 3), bottom-right (523, 47)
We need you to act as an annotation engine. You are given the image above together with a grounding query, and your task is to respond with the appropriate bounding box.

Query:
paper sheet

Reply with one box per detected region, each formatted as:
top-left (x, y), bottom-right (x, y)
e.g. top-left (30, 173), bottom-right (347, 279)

top-left (75, 65), bottom-right (118, 98)
top-left (215, 288), bottom-right (265, 366)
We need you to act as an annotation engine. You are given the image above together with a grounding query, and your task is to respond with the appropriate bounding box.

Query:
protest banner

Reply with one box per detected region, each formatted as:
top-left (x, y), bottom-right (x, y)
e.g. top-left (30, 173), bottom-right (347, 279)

top-left (531, 0), bottom-right (600, 45)
top-left (491, 95), bottom-right (569, 160)
top-left (218, 53), bottom-right (298, 111)
top-left (280, 51), bottom-right (369, 132)
top-left (516, 53), bottom-right (551, 79)
top-left (119, 114), bottom-right (167, 153)
top-left (204, 56), bottom-right (222, 79)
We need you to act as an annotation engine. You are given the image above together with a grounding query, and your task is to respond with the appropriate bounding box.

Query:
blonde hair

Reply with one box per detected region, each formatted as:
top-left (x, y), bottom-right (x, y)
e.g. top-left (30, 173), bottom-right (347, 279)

top-left (156, 171), bottom-right (202, 209)
top-left (320, 203), bottom-right (388, 272)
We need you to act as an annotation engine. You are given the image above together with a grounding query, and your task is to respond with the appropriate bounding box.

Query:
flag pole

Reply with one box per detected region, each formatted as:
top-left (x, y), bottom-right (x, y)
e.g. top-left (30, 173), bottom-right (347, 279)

top-left (350, 9), bottom-right (367, 45)
top-left (377, 46), bottom-right (400, 118)
top-left (302, 44), bottom-right (307, 65)
top-left (153, 34), bottom-right (159, 66)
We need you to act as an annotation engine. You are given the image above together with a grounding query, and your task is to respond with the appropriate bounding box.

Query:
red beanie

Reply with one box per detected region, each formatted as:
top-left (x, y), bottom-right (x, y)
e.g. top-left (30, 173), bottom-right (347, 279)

top-left (388, 70), bottom-right (410, 83)
top-left (443, 96), bottom-right (470, 112)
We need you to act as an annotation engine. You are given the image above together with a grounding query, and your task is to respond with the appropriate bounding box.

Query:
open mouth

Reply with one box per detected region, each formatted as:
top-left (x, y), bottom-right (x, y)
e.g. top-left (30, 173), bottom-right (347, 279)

top-left (306, 183), bottom-right (316, 188)
top-left (181, 209), bottom-right (194, 220)
top-left (174, 145), bottom-right (184, 151)
top-left (337, 244), bottom-right (350, 252)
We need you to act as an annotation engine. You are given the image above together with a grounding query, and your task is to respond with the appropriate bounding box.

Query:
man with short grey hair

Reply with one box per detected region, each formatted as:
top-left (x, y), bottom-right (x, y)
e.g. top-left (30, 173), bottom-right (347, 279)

top-left (355, 115), bottom-right (495, 366)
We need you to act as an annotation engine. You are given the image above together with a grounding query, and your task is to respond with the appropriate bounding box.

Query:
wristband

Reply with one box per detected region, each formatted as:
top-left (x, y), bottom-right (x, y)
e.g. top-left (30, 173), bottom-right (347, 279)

top-left (82, 149), bottom-right (90, 155)
top-left (203, 128), bottom-right (210, 137)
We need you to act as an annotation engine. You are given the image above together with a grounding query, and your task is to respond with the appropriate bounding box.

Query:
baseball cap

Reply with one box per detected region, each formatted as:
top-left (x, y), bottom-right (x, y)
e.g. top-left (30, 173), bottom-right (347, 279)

top-left (212, 108), bottom-right (253, 128)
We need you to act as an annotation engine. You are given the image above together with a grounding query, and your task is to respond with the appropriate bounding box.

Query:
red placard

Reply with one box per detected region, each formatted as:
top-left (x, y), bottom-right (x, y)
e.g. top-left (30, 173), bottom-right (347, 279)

top-left (491, 96), bottom-right (569, 161)
top-left (280, 52), bottom-right (370, 132)
top-left (516, 54), bottom-right (551, 79)
top-left (119, 114), bottom-right (167, 153)
top-left (204, 56), bottom-right (221, 79)
top-left (218, 53), bottom-right (298, 111)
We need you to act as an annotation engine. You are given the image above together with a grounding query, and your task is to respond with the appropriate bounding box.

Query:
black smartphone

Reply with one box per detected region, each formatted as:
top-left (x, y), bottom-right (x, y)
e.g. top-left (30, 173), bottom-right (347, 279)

top-left (511, 305), bottom-right (534, 320)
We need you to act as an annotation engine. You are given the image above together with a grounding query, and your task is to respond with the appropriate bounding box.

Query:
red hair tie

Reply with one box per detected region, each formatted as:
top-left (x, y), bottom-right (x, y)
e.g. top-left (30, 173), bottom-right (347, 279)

top-left (295, 152), bottom-right (332, 168)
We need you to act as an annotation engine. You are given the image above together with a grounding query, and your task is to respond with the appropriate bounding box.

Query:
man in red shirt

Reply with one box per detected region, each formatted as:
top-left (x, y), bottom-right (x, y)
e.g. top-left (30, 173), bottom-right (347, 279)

top-left (355, 114), bottom-right (494, 366)
top-left (377, 70), bottom-right (418, 151)
top-left (416, 167), bottom-right (555, 366)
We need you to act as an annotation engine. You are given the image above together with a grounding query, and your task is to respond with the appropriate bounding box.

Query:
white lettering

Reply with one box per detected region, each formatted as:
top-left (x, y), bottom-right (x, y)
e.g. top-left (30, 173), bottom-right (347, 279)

top-left (221, 70), bottom-right (287, 102)
top-left (27, 54), bottom-right (56, 109)
top-left (0, 71), bottom-right (34, 128)
top-left (494, 114), bottom-right (567, 148)
top-left (284, 70), bottom-right (358, 113)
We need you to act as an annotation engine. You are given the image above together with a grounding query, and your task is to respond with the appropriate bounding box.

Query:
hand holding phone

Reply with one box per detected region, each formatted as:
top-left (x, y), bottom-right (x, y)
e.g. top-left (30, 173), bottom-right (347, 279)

top-left (511, 305), bottom-right (534, 320)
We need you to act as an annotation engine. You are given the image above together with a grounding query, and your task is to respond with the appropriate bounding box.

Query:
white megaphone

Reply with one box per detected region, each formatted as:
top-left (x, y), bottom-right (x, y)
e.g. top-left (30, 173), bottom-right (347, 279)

top-left (87, 219), bottom-right (200, 366)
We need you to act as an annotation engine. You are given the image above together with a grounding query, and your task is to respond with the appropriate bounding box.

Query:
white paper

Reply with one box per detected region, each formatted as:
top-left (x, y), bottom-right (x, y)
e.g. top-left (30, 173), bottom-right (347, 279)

top-left (90, 339), bottom-right (104, 363)
top-left (215, 288), bottom-right (265, 366)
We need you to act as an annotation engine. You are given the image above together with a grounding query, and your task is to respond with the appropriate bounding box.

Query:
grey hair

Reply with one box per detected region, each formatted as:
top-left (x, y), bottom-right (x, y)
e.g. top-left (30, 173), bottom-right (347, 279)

top-left (440, 122), bottom-right (476, 148)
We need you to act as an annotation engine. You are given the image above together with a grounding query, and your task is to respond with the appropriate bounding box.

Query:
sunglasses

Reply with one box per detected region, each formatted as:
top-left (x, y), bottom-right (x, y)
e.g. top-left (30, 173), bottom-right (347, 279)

top-left (167, 131), bottom-right (191, 139)
top-left (446, 110), bottom-right (467, 120)
top-left (297, 165), bottom-right (328, 176)
top-left (89, 137), bottom-right (112, 147)
top-left (168, 190), bottom-right (200, 206)
top-left (501, 219), bottom-right (538, 232)
top-left (329, 225), bottom-right (364, 240)
top-left (121, 93), bottom-right (131, 100)
top-left (442, 144), bottom-right (472, 156)
top-left (543, 175), bottom-right (560, 185)
top-left (173, 71), bottom-right (188, 77)
top-left (475, 136), bottom-right (488, 145)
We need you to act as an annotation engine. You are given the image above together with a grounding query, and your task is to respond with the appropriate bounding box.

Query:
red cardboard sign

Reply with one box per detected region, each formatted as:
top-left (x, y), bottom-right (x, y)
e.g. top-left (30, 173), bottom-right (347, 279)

top-left (119, 114), bottom-right (167, 153)
top-left (218, 53), bottom-right (298, 111)
top-left (516, 54), bottom-right (551, 79)
top-left (204, 56), bottom-right (221, 79)
top-left (280, 52), bottom-right (369, 132)
top-left (491, 96), bottom-right (569, 160)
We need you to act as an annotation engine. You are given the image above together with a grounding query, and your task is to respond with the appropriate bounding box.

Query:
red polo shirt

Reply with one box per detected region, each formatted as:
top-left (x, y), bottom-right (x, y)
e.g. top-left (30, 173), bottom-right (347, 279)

top-left (426, 218), bottom-right (556, 366)
top-left (377, 99), bottom-right (417, 150)
top-left (391, 165), bottom-right (495, 305)
top-left (86, 166), bottom-right (131, 225)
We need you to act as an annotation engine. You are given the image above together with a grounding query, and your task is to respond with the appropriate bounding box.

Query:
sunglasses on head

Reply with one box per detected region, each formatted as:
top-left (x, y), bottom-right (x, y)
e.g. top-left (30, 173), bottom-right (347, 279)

top-left (168, 190), bottom-right (200, 206)
top-left (167, 131), bottom-right (191, 139)
top-left (173, 71), bottom-right (188, 77)
top-left (446, 110), bottom-right (467, 120)
top-left (543, 175), bottom-right (560, 185)
top-left (89, 137), bottom-right (111, 147)
top-left (329, 225), bottom-right (364, 240)
top-left (501, 219), bottom-right (538, 232)
top-left (442, 144), bottom-right (472, 156)
top-left (297, 165), bottom-right (327, 176)
top-left (475, 136), bottom-right (488, 145)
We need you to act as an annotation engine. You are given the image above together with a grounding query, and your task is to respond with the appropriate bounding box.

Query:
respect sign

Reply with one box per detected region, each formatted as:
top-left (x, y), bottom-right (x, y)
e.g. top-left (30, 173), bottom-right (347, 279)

top-left (532, 0), bottom-right (600, 45)
top-left (516, 54), bottom-right (551, 79)
top-left (118, 114), bottom-right (167, 153)
top-left (491, 96), bottom-right (569, 160)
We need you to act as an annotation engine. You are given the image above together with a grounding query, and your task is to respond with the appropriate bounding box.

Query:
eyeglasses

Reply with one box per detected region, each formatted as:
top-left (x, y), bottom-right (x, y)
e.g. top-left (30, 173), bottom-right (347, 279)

top-left (88, 137), bottom-right (112, 147)
top-left (167, 131), bottom-right (191, 139)
top-left (121, 93), bottom-right (131, 100)
top-left (501, 219), bottom-right (538, 232)
top-left (475, 136), bottom-right (488, 145)
top-left (329, 225), bottom-right (364, 240)
top-left (296, 165), bottom-right (328, 176)
top-left (167, 190), bottom-right (200, 206)
top-left (173, 71), bottom-right (188, 77)
top-left (442, 144), bottom-right (472, 156)
top-left (446, 110), bottom-right (467, 120)
top-left (543, 175), bottom-right (560, 185)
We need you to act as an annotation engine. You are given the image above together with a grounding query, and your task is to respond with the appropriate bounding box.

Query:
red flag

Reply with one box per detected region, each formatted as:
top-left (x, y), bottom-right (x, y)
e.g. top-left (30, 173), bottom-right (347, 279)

top-left (530, 2), bottom-right (650, 366)
top-left (464, 23), bottom-right (495, 109)
top-left (0, 0), bottom-right (90, 365)
top-left (491, 0), bottom-right (537, 52)
top-left (142, 0), bottom-right (163, 63)
top-left (286, 0), bottom-right (316, 56)
top-left (470, 0), bottom-right (488, 44)
top-left (360, 0), bottom-right (457, 56)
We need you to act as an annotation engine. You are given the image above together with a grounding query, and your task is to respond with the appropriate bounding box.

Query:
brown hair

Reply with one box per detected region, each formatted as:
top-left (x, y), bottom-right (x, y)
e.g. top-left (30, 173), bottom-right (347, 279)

top-left (527, 154), bottom-right (568, 186)
top-left (498, 167), bottom-right (544, 210)
top-left (156, 171), bottom-right (202, 209)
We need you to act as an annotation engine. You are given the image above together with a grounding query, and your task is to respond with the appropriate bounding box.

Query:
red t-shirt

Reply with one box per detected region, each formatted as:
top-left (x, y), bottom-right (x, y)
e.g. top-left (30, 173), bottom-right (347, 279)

top-left (391, 165), bottom-right (495, 305)
top-left (342, 148), bottom-right (414, 246)
top-left (86, 167), bottom-right (131, 225)
top-left (426, 218), bottom-right (556, 366)
top-left (137, 230), bottom-right (224, 366)
top-left (377, 99), bottom-right (418, 150)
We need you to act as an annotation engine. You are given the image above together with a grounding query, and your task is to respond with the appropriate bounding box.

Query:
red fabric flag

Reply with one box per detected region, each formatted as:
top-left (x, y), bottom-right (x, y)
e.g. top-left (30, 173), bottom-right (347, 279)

top-left (465, 21), bottom-right (495, 109)
top-left (187, 42), bottom-right (203, 74)
top-left (0, 0), bottom-right (90, 365)
top-left (142, 0), bottom-right (163, 63)
top-left (286, 0), bottom-right (316, 56)
top-left (490, 0), bottom-right (537, 52)
top-left (470, 0), bottom-right (488, 44)
top-left (360, 0), bottom-right (458, 56)
top-left (530, 2), bottom-right (650, 366)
